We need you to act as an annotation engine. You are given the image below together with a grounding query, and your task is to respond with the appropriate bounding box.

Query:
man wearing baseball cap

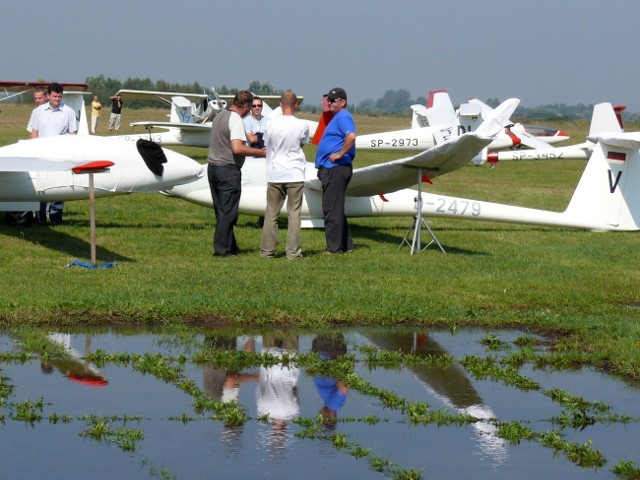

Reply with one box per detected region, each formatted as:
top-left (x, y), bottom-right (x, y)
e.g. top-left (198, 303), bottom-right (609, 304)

top-left (315, 87), bottom-right (357, 253)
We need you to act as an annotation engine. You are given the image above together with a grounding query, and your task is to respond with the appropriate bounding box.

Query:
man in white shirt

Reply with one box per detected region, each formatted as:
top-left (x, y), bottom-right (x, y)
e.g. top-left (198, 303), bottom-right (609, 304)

top-left (30, 82), bottom-right (78, 224)
top-left (260, 91), bottom-right (310, 259)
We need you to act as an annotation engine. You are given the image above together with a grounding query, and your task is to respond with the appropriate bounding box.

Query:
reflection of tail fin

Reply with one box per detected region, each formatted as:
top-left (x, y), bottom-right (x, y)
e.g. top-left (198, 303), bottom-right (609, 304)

top-left (564, 105), bottom-right (640, 230)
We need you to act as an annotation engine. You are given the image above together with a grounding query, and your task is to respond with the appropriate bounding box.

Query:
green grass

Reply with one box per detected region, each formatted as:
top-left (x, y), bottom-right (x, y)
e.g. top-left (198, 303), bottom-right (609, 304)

top-left (1, 104), bottom-right (639, 382)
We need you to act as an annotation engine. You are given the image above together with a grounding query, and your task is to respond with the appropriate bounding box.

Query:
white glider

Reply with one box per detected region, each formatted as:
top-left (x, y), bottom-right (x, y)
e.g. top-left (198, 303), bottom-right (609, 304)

top-left (357, 90), bottom-right (569, 154)
top-left (162, 101), bottom-right (640, 233)
top-left (0, 135), bottom-right (204, 224)
top-left (162, 98), bottom-right (520, 226)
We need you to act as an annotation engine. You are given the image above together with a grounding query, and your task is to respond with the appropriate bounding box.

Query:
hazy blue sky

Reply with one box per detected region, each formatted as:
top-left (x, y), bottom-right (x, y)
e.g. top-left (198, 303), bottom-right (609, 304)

top-left (2, 0), bottom-right (639, 111)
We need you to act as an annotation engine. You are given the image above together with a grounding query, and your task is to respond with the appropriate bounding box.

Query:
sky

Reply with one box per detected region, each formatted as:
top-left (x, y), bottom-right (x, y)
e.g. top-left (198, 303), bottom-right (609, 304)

top-left (2, 0), bottom-right (640, 111)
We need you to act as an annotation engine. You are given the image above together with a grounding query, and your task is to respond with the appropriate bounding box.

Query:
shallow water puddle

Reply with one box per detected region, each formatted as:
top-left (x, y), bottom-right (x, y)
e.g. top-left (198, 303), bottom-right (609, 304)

top-left (0, 327), bottom-right (638, 479)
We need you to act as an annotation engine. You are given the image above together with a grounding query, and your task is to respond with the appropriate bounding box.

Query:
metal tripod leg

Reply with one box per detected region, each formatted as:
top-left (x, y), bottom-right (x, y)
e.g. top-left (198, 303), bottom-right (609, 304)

top-left (398, 168), bottom-right (446, 254)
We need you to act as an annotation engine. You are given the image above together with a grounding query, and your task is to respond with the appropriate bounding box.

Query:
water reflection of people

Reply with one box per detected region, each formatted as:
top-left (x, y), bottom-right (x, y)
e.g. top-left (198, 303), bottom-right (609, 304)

top-left (256, 335), bottom-right (300, 454)
top-left (203, 335), bottom-right (258, 403)
top-left (40, 333), bottom-right (108, 387)
top-left (312, 334), bottom-right (348, 427)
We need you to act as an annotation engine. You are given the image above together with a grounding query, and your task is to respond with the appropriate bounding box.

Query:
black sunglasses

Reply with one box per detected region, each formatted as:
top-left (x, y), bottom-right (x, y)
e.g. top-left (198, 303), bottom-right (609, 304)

top-left (327, 97), bottom-right (341, 103)
top-left (252, 104), bottom-right (263, 108)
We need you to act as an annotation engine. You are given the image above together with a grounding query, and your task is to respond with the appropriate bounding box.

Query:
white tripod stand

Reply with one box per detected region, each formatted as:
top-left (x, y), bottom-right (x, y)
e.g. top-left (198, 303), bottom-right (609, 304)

top-left (398, 167), bottom-right (446, 254)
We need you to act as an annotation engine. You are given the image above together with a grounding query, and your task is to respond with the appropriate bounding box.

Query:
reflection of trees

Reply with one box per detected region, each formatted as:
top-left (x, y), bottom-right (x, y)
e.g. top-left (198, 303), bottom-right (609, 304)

top-left (364, 330), bottom-right (507, 465)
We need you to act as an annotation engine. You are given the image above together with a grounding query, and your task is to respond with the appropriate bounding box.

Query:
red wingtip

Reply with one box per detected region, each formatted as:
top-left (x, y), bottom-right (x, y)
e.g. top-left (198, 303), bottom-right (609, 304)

top-left (72, 160), bottom-right (115, 174)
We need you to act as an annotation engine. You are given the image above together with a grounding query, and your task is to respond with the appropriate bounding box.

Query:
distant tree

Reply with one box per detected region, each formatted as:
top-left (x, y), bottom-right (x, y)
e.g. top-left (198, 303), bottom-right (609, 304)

top-left (415, 96), bottom-right (427, 106)
top-left (484, 97), bottom-right (501, 108)
top-left (376, 89), bottom-right (412, 114)
top-left (247, 80), bottom-right (282, 96)
top-left (356, 98), bottom-right (378, 114)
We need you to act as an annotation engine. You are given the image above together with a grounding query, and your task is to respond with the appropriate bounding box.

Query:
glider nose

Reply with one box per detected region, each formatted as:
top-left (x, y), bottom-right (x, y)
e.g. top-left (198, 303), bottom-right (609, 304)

top-left (160, 150), bottom-right (205, 188)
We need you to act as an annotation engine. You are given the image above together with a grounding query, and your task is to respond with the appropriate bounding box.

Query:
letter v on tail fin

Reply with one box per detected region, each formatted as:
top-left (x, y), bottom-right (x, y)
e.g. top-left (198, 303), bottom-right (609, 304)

top-left (563, 104), bottom-right (640, 230)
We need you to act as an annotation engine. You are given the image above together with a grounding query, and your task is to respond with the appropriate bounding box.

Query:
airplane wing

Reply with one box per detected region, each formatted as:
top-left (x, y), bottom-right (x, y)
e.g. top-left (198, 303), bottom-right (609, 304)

top-left (219, 94), bottom-right (304, 109)
top-left (115, 89), bottom-right (209, 104)
top-left (129, 121), bottom-right (213, 132)
top-left (0, 157), bottom-right (78, 172)
top-left (0, 81), bottom-right (88, 102)
top-left (306, 98), bottom-right (520, 197)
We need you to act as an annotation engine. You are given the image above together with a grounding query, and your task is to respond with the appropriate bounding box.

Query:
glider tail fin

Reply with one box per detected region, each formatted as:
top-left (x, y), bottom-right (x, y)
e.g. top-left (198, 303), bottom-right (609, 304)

top-left (424, 90), bottom-right (457, 128)
top-left (474, 98), bottom-right (520, 140)
top-left (564, 103), bottom-right (640, 230)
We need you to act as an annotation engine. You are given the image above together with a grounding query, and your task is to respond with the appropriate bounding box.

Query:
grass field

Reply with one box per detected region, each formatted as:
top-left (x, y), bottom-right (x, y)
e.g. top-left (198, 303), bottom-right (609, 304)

top-left (1, 103), bottom-right (639, 382)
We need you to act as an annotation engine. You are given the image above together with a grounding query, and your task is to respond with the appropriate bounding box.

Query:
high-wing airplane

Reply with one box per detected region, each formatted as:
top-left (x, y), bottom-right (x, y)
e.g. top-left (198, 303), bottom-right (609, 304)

top-left (111, 88), bottom-right (227, 146)
top-left (0, 135), bottom-right (204, 226)
top-left (112, 88), bottom-right (317, 147)
top-left (357, 90), bottom-right (570, 154)
top-left (162, 101), bottom-right (640, 234)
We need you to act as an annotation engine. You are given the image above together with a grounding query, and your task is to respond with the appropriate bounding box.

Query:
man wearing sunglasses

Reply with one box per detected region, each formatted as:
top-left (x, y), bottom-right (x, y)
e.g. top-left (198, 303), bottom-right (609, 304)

top-left (315, 87), bottom-right (357, 254)
top-left (244, 96), bottom-right (269, 148)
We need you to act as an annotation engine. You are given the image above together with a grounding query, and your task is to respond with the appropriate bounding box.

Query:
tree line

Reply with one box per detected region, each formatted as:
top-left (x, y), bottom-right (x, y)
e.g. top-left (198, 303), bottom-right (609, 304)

top-left (20, 75), bottom-right (637, 121)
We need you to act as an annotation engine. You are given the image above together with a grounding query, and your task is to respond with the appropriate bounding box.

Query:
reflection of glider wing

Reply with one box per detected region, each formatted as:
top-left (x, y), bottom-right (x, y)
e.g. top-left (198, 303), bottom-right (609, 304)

top-left (363, 331), bottom-right (506, 465)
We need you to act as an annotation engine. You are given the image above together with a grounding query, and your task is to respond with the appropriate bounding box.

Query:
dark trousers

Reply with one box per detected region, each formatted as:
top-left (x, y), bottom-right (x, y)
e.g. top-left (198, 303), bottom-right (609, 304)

top-left (208, 164), bottom-right (241, 256)
top-left (319, 164), bottom-right (353, 253)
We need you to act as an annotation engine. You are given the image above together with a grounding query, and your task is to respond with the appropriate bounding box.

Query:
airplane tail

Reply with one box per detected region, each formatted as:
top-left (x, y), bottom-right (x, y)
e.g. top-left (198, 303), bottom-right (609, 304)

top-left (424, 90), bottom-right (457, 128)
top-left (169, 96), bottom-right (193, 123)
top-left (588, 102), bottom-right (623, 137)
top-left (410, 104), bottom-right (429, 128)
top-left (63, 92), bottom-right (89, 135)
top-left (563, 104), bottom-right (640, 230)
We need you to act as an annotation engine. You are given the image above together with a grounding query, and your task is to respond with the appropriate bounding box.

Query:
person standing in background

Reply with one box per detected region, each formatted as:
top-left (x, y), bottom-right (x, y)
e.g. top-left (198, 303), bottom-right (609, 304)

top-left (243, 95), bottom-right (269, 148)
top-left (108, 94), bottom-right (123, 134)
top-left (90, 95), bottom-right (102, 134)
top-left (26, 87), bottom-right (48, 134)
